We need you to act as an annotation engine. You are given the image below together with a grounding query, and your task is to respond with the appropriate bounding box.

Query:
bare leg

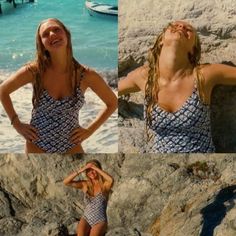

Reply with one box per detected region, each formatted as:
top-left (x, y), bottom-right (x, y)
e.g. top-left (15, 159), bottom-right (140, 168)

top-left (77, 218), bottom-right (91, 236)
top-left (89, 222), bottom-right (107, 236)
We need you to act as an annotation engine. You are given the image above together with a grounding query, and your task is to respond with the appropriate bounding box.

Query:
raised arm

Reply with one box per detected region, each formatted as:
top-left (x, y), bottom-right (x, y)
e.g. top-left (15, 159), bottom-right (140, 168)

top-left (0, 65), bottom-right (38, 141)
top-left (86, 163), bottom-right (114, 192)
top-left (71, 69), bottom-right (117, 144)
top-left (63, 165), bottom-right (88, 190)
top-left (118, 65), bottom-right (148, 96)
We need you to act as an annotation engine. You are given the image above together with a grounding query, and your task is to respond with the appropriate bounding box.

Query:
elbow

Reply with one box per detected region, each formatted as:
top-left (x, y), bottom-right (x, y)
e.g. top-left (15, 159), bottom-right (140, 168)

top-left (106, 95), bottom-right (118, 112)
top-left (110, 176), bottom-right (114, 187)
top-left (63, 179), bottom-right (69, 186)
top-left (0, 85), bottom-right (9, 102)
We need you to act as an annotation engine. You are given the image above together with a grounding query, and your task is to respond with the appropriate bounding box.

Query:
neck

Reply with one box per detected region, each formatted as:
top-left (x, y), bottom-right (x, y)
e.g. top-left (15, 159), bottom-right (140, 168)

top-left (158, 44), bottom-right (193, 81)
top-left (50, 49), bottom-right (69, 73)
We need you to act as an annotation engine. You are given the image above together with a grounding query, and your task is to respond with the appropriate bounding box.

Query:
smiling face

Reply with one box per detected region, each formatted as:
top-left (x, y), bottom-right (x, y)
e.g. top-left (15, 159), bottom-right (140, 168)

top-left (39, 20), bottom-right (68, 52)
top-left (86, 168), bottom-right (99, 180)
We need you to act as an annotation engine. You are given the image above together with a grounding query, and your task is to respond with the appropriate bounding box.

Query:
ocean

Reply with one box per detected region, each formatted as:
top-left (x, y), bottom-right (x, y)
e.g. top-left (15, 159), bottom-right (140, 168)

top-left (0, 0), bottom-right (117, 72)
top-left (0, 0), bottom-right (118, 153)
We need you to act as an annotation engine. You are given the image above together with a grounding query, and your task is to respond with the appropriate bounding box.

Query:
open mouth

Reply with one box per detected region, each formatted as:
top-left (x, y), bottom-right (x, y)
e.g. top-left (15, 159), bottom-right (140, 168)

top-left (50, 39), bottom-right (61, 46)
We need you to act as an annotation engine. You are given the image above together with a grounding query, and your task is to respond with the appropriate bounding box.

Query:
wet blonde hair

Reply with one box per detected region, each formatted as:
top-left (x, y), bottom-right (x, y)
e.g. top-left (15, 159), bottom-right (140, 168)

top-left (145, 22), bottom-right (202, 138)
top-left (26, 18), bottom-right (84, 107)
top-left (86, 159), bottom-right (105, 196)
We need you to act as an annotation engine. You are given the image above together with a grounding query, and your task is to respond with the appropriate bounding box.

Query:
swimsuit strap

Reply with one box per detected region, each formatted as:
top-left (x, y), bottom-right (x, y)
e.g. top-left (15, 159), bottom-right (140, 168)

top-left (77, 64), bottom-right (86, 88)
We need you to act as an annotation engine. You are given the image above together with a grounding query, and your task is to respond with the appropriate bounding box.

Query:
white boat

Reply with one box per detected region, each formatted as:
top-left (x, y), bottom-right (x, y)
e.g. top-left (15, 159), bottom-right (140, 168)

top-left (85, 0), bottom-right (118, 17)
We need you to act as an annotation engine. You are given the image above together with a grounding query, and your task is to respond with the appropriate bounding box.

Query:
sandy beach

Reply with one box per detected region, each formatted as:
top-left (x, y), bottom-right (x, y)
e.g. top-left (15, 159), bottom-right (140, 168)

top-left (0, 70), bottom-right (118, 153)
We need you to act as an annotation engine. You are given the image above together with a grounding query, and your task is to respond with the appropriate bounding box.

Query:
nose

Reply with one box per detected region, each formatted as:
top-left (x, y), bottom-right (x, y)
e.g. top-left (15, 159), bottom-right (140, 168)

top-left (177, 24), bottom-right (185, 30)
top-left (49, 30), bottom-right (56, 37)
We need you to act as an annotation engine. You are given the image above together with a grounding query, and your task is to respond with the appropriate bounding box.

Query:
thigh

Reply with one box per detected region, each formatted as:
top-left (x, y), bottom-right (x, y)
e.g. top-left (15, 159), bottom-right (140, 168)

top-left (67, 144), bottom-right (84, 154)
top-left (25, 141), bottom-right (46, 153)
top-left (77, 218), bottom-right (91, 236)
top-left (89, 222), bottom-right (107, 236)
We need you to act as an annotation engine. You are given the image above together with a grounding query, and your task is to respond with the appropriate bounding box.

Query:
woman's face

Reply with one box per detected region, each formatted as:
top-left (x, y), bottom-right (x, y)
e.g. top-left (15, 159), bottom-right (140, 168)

top-left (86, 168), bottom-right (98, 180)
top-left (162, 21), bottom-right (196, 50)
top-left (39, 20), bottom-right (68, 52)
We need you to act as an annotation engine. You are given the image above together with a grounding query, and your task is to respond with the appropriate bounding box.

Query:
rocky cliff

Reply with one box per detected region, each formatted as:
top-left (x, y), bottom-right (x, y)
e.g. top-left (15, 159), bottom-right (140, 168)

top-left (0, 154), bottom-right (236, 235)
top-left (118, 0), bottom-right (236, 153)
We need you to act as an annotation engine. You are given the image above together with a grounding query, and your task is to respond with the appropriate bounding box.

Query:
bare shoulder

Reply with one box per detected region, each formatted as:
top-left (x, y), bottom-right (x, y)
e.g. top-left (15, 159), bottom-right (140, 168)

top-left (80, 66), bottom-right (105, 90)
top-left (199, 63), bottom-right (236, 86)
top-left (76, 65), bottom-right (100, 82)
top-left (84, 66), bottom-right (100, 79)
top-left (15, 64), bottom-right (36, 82)
top-left (1, 64), bottom-right (35, 91)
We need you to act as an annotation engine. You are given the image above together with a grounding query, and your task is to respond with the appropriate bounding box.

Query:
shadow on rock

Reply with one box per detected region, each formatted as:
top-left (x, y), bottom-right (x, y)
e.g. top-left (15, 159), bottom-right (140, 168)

top-left (118, 98), bottom-right (144, 120)
top-left (200, 185), bottom-right (236, 236)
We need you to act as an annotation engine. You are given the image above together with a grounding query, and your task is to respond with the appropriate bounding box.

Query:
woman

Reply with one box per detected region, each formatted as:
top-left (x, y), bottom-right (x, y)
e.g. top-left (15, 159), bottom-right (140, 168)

top-left (0, 18), bottom-right (117, 154)
top-left (63, 160), bottom-right (113, 236)
top-left (119, 20), bottom-right (236, 153)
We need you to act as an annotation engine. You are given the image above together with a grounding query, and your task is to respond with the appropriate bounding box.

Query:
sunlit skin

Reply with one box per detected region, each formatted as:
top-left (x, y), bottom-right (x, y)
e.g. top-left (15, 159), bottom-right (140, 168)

top-left (63, 162), bottom-right (114, 236)
top-left (0, 19), bottom-right (117, 154)
top-left (118, 20), bottom-right (236, 113)
top-left (40, 22), bottom-right (68, 51)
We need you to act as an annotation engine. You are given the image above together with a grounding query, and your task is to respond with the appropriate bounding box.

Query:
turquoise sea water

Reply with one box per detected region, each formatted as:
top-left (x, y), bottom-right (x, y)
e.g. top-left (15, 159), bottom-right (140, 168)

top-left (0, 0), bottom-right (117, 73)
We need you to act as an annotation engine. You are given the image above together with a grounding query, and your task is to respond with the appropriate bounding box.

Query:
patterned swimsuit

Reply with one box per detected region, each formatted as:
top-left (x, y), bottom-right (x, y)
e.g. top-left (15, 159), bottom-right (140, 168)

top-left (30, 82), bottom-right (85, 153)
top-left (145, 83), bottom-right (215, 153)
top-left (83, 192), bottom-right (107, 227)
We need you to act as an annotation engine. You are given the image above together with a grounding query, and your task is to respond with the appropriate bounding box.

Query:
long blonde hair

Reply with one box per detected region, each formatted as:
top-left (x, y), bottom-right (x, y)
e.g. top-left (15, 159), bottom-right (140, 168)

top-left (26, 18), bottom-right (84, 107)
top-left (86, 159), bottom-right (105, 196)
top-left (145, 23), bottom-right (202, 138)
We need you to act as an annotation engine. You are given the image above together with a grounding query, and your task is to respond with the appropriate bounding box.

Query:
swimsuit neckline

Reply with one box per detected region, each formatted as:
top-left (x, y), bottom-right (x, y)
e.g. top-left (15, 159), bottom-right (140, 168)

top-left (155, 86), bottom-right (197, 115)
top-left (86, 191), bottom-right (105, 199)
top-left (42, 86), bottom-right (84, 102)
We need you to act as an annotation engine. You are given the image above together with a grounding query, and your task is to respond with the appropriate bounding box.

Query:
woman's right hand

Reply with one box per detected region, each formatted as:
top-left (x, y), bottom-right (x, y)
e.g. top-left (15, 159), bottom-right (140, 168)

top-left (13, 120), bottom-right (38, 142)
top-left (77, 163), bottom-right (93, 174)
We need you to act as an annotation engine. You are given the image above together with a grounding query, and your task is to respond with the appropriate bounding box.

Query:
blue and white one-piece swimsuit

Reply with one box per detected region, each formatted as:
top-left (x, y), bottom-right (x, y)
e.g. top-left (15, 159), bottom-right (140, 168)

top-left (83, 192), bottom-right (107, 227)
top-left (30, 86), bottom-right (85, 153)
top-left (145, 83), bottom-right (215, 153)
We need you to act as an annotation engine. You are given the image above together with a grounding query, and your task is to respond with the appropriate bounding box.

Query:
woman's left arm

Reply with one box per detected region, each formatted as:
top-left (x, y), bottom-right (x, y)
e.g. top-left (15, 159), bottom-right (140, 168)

top-left (205, 64), bottom-right (236, 87)
top-left (71, 69), bottom-right (117, 143)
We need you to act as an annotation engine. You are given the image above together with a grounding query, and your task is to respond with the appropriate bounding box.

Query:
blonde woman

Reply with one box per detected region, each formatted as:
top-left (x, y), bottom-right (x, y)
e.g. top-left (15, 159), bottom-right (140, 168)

top-left (63, 160), bottom-right (113, 236)
top-left (0, 18), bottom-right (117, 154)
top-left (119, 20), bottom-right (236, 153)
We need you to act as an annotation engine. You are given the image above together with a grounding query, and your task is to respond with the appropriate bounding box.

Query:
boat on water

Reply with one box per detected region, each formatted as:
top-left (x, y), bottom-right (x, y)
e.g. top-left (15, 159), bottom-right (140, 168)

top-left (85, 0), bottom-right (118, 18)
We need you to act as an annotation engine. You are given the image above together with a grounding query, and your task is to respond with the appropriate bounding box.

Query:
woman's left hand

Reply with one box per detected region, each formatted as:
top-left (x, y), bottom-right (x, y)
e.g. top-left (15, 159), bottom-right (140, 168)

top-left (70, 127), bottom-right (93, 144)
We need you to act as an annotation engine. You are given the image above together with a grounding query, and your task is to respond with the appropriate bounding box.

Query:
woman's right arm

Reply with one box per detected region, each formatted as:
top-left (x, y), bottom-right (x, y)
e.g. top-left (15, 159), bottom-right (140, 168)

top-left (63, 166), bottom-right (87, 190)
top-left (0, 66), bottom-right (38, 141)
top-left (118, 65), bottom-right (148, 96)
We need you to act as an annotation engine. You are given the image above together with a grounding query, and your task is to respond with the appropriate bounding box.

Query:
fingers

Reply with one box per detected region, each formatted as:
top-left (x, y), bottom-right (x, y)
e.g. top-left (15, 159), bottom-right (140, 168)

top-left (71, 133), bottom-right (83, 144)
top-left (25, 129), bottom-right (38, 142)
top-left (17, 124), bottom-right (39, 142)
top-left (26, 125), bottom-right (38, 140)
top-left (70, 128), bottom-right (87, 144)
top-left (70, 127), bottom-right (85, 136)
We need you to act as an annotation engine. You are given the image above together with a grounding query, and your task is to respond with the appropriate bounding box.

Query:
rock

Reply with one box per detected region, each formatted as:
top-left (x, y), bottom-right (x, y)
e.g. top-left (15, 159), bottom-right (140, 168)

top-left (0, 217), bottom-right (23, 235)
top-left (0, 154), bottom-right (236, 235)
top-left (119, 0), bottom-right (236, 153)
